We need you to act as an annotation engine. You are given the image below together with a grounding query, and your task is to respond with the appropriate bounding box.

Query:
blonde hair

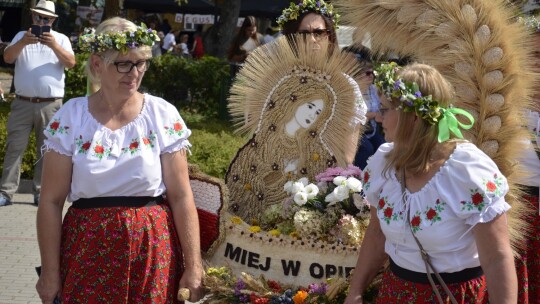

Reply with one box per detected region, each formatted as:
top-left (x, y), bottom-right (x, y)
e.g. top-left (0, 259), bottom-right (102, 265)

top-left (85, 17), bottom-right (152, 91)
top-left (384, 63), bottom-right (455, 175)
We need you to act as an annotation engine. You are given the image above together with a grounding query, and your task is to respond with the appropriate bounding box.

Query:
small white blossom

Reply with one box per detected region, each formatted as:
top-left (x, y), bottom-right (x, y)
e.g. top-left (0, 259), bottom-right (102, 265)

top-left (333, 185), bottom-right (350, 201)
top-left (298, 177), bottom-right (309, 186)
top-left (284, 181), bottom-right (293, 194)
top-left (333, 176), bottom-right (347, 186)
top-left (346, 177), bottom-right (363, 192)
top-left (293, 191), bottom-right (308, 205)
top-left (304, 183), bottom-right (319, 199)
top-left (290, 181), bottom-right (305, 194)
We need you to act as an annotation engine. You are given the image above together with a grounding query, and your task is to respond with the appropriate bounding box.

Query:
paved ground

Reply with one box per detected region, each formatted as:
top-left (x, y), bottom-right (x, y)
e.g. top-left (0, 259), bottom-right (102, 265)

top-left (0, 186), bottom-right (203, 304)
top-left (0, 191), bottom-right (48, 304)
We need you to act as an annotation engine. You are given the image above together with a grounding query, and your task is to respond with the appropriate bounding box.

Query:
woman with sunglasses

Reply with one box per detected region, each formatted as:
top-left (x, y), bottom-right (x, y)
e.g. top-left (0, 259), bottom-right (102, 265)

top-left (35, 17), bottom-right (204, 303)
top-left (277, 0), bottom-right (367, 163)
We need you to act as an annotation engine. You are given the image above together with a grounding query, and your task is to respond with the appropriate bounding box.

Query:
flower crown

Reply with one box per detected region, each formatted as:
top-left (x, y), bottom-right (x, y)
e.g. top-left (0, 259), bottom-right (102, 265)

top-left (78, 23), bottom-right (160, 54)
top-left (517, 15), bottom-right (540, 33)
top-left (277, 0), bottom-right (340, 30)
top-left (374, 62), bottom-right (475, 142)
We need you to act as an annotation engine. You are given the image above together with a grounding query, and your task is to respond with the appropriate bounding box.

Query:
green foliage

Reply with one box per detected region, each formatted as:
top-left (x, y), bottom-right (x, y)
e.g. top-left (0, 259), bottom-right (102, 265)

top-left (142, 54), bottom-right (230, 118)
top-left (0, 102), bottom-right (37, 179)
top-left (64, 53), bottom-right (90, 101)
top-left (64, 53), bottom-right (231, 119)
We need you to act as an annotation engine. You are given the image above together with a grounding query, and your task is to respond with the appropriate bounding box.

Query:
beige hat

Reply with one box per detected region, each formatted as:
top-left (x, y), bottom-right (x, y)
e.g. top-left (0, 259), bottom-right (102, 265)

top-left (30, 0), bottom-right (58, 18)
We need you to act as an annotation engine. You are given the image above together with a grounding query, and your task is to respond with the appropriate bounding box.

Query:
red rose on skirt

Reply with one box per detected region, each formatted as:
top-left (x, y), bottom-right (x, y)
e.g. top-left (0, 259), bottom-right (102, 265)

top-left (82, 142), bottom-right (91, 151)
top-left (378, 198), bottom-right (385, 209)
top-left (130, 142), bottom-right (139, 149)
top-left (94, 145), bottom-right (104, 153)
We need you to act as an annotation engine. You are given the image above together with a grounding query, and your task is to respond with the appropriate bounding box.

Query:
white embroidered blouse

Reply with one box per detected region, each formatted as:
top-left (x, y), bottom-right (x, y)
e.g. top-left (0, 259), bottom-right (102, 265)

top-left (363, 142), bottom-right (510, 273)
top-left (43, 94), bottom-right (192, 202)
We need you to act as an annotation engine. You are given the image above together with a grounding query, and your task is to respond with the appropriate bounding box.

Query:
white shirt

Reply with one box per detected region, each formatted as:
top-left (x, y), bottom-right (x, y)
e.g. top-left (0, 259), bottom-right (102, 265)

top-left (363, 142), bottom-right (510, 273)
top-left (10, 29), bottom-right (73, 97)
top-left (43, 94), bottom-right (192, 202)
top-left (162, 32), bottom-right (176, 51)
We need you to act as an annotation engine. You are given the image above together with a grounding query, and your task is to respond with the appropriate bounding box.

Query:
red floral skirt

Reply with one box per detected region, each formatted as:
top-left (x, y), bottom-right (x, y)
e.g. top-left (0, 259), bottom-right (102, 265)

top-left (60, 203), bottom-right (183, 303)
top-left (515, 193), bottom-right (540, 304)
top-left (376, 270), bottom-right (488, 304)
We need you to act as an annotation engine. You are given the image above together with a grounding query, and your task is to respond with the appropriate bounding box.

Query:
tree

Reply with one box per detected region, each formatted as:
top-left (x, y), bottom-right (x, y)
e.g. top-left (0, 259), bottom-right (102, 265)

top-left (203, 0), bottom-right (241, 59)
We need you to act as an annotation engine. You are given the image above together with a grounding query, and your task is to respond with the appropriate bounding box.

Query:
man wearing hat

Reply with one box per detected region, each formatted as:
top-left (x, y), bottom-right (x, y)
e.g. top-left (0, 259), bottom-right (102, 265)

top-left (0, 0), bottom-right (75, 207)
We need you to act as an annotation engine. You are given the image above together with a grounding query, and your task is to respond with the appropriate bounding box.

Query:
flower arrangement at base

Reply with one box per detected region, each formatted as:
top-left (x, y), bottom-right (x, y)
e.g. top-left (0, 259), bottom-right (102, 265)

top-left (260, 165), bottom-right (370, 247)
top-left (202, 267), bottom-right (350, 304)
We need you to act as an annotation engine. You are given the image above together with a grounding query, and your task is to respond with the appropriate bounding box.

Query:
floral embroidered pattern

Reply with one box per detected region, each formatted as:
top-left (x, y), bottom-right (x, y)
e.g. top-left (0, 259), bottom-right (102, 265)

top-left (409, 211), bottom-right (422, 233)
top-left (142, 131), bottom-right (156, 148)
top-left (122, 138), bottom-right (141, 155)
top-left (75, 135), bottom-right (92, 154)
top-left (164, 119), bottom-right (186, 136)
top-left (47, 119), bottom-right (69, 136)
top-left (92, 141), bottom-right (111, 160)
top-left (377, 195), bottom-right (401, 225)
top-left (424, 199), bottom-right (446, 225)
top-left (484, 173), bottom-right (505, 197)
top-left (363, 169), bottom-right (371, 191)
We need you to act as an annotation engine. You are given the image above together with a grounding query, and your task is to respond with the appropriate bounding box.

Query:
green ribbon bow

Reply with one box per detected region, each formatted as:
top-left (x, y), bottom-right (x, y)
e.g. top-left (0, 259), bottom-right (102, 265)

top-left (437, 107), bottom-right (475, 142)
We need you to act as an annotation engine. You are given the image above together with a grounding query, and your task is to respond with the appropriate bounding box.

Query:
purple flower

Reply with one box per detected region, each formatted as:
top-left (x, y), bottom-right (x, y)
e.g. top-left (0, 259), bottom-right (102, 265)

top-left (316, 1), bottom-right (321, 7)
top-left (308, 282), bottom-right (328, 294)
top-left (414, 91), bottom-right (422, 98)
top-left (393, 80), bottom-right (402, 90)
top-left (405, 100), bottom-right (413, 107)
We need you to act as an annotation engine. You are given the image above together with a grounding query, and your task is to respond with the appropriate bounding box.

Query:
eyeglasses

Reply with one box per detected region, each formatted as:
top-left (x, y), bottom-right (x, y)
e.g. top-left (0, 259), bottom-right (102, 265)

top-left (364, 70), bottom-right (374, 77)
top-left (113, 60), bottom-right (150, 73)
top-left (33, 14), bottom-right (53, 25)
top-left (297, 29), bottom-right (330, 41)
top-left (378, 107), bottom-right (396, 118)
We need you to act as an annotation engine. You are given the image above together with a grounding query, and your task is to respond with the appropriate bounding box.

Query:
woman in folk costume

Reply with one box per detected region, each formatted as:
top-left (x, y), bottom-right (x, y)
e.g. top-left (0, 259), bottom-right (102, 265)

top-left (35, 17), bottom-right (204, 303)
top-left (333, 0), bottom-right (536, 303)
top-left (514, 15), bottom-right (540, 304)
top-left (225, 0), bottom-right (367, 222)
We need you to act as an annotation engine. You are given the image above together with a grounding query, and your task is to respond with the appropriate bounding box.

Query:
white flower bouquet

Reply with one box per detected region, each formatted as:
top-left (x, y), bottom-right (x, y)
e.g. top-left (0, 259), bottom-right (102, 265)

top-left (261, 165), bottom-right (370, 246)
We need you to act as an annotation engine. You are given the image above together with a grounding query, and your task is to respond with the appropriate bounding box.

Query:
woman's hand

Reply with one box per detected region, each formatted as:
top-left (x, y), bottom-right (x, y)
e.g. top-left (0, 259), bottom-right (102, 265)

top-left (36, 271), bottom-right (61, 304)
top-left (178, 266), bottom-right (205, 302)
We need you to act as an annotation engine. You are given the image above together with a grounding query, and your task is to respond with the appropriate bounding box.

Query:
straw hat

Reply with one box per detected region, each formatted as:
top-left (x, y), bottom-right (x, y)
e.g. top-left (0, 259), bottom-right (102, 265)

top-left (30, 0), bottom-right (58, 18)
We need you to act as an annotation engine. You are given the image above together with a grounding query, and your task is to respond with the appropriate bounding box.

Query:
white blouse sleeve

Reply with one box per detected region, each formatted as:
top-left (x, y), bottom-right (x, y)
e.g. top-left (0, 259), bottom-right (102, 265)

top-left (438, 143), bottom-right (510, 226)
top-left (344, 73), bottom-right (368, 126)
top-left (362, 143), bottom-right (394, 206)
top-left (43, 98), bottom-right (85, 156)
top-left (153, 98), bottom-right (192, 154)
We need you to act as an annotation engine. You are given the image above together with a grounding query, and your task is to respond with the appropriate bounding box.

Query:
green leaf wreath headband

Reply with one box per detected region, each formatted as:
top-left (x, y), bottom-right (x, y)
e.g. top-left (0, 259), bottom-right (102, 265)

top-left (78, 23), bottom-right (160, 54)
top-left (277, 0), bottom-right (340, 30)
top-left (373, 62), bottom-right (475, 142)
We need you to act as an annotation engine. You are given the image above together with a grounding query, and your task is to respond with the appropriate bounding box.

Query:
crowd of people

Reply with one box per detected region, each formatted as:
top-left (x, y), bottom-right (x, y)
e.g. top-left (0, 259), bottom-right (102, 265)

top-left (0, 0), bottom-right (538, 303)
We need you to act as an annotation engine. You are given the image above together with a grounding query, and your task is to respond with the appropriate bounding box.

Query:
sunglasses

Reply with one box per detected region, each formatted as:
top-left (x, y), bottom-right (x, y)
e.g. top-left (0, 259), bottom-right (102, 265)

top-left (297, 29), bottom-right (331, 41)
top-left (33, 14), bottom-right (53, 25)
